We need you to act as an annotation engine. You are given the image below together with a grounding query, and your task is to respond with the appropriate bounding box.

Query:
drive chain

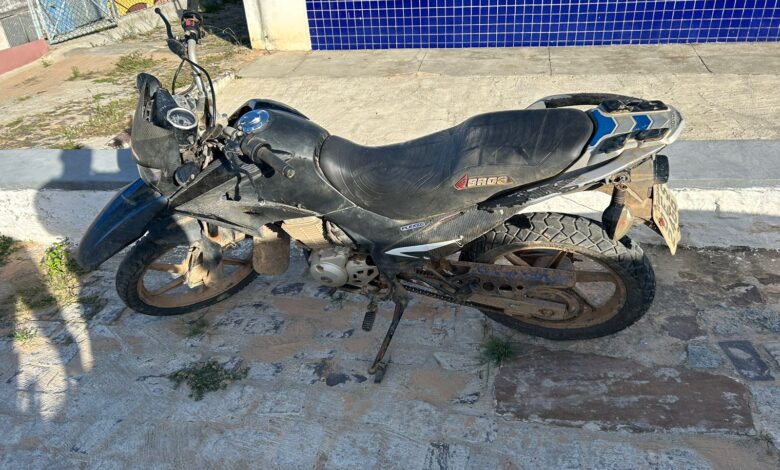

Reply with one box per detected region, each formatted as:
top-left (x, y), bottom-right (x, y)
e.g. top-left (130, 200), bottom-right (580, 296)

top-left (402, 282), bottom-right (507, 316)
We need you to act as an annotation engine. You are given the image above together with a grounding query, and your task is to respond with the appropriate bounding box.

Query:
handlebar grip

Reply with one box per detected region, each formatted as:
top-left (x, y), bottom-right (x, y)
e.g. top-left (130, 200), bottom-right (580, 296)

top-left (239, 134), bottom-right (295, 179)
top-left (155, 8), bottom-right (174, 39)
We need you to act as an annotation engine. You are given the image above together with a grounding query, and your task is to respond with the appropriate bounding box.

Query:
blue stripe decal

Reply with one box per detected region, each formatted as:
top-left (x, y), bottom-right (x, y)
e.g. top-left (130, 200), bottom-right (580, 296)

top-left (633, 114), bottom-right (651, 131)
top-left (588, 109), bottom-right (617, 147)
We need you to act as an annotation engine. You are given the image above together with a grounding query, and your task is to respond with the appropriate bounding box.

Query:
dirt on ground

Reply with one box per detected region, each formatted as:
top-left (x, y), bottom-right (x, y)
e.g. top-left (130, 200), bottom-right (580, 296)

top-left (0, 2), bottom-right (263, 150)
top-left (1, 240), bottom-right (779, 468)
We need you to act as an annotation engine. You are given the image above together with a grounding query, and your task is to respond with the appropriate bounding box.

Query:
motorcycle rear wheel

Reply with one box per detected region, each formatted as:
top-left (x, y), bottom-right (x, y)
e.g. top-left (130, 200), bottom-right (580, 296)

top-left (116, 235), bottom-right (258, 316)
top-left (460, 212), bottom-right (655, 340)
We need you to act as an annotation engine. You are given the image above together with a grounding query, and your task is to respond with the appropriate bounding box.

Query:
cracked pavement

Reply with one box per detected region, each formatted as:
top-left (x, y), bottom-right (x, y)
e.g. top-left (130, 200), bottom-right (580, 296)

top-left (1, 244), bottom-right (779, 469)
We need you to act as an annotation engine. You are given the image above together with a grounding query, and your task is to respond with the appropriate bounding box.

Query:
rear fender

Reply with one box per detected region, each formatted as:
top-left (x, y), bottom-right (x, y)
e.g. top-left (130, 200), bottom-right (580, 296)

top-left (596, 155), bottom-right (680, 254)
top-left (75, 179), bottom-right (168, 271)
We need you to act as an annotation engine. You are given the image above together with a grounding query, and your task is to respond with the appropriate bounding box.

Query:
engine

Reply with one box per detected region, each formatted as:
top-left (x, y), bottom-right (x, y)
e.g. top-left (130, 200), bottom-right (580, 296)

top-left (281, 217), bottom-right (379, 288)
top-left (309, 248), bottom-right (378, 287)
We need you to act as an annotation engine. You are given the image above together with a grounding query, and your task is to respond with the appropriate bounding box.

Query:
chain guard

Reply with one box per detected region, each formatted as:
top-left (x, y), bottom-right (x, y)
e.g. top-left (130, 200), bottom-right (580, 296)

top-left (406, 261), bottom-right (579, 321)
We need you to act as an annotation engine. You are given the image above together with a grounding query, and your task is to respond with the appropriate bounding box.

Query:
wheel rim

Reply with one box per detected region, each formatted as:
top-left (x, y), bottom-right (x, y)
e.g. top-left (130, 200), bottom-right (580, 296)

top-left (486, 244), bottom-right (627, 329)
top-left (137, 239), bottom-right (254, 309)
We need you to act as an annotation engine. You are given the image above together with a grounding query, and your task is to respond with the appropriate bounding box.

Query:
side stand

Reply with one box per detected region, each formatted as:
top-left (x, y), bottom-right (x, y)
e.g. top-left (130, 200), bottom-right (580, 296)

top-left (367, 283), bottom-right (409, 383)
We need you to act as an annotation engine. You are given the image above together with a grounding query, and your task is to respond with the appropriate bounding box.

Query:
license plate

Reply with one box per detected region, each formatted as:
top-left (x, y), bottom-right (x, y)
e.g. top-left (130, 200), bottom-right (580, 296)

top-left (652, 183), bottom-right (681, 255)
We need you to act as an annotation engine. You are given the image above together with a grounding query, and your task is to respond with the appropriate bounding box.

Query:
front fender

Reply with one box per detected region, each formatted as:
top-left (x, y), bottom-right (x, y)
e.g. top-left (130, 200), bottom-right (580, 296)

top-left (76, 179), bottom-right (168, 271)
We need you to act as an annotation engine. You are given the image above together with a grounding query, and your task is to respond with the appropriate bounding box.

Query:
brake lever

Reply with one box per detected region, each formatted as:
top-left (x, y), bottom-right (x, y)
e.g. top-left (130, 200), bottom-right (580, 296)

top-left (155, 8), bottom-right (174, 39)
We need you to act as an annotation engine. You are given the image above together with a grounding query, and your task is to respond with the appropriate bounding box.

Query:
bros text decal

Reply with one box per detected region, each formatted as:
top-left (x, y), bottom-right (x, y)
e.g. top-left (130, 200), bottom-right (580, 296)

top-left (454, 174), bottom-right (513, 190)
top-left (400, 221), bottom-right (428, 232)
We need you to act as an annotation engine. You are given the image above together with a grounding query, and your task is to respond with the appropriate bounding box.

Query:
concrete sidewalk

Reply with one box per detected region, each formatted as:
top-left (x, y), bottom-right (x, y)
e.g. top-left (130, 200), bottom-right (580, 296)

top-left (239, 42), bottom-right (780, 77)
top-left (221, 42), bottom-right (780, 144)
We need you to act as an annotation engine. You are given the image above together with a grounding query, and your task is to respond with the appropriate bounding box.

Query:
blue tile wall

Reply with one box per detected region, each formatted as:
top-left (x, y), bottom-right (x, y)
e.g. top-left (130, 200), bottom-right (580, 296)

top-left (306, 0), bottom-right (780, 50)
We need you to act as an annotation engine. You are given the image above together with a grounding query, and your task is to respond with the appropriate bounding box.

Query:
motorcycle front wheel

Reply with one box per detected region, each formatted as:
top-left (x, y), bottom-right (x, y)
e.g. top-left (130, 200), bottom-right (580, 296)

top-left (116, 235), bottom-right (258, 316)
top-left (460, 212), bottom-right (655, 340)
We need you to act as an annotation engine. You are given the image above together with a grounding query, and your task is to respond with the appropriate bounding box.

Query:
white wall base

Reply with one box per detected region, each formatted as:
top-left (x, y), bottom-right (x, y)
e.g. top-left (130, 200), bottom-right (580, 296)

top-left (0, 187), bottom-right (777, 250)
top-left (521, 188), bottom-right (780, 250)
top-left (242, 0), bottom-right (312, 51)
top-left (0, 189), bottom-right (115, 244)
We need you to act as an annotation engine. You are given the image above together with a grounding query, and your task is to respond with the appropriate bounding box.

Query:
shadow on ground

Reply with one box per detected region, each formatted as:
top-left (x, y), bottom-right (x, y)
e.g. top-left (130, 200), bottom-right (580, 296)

top-left (1, 234), bottom-right (779, 467)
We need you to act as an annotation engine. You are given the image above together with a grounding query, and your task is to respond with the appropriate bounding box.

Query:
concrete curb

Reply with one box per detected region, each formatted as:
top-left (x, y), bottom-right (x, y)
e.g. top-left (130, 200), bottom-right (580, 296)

top-left (0, 141), bottom-right (778, 248)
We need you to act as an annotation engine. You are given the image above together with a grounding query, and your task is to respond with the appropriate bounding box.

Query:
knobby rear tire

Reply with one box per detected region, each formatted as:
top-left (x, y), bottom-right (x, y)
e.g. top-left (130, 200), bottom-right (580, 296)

top-left (460, 212), bottom-right (655, 340)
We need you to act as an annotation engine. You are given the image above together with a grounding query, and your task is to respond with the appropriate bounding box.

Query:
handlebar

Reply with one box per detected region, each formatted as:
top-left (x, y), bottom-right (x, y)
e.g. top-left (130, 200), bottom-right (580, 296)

top-left (239, 133), bottom-right (296, 179)
top-left (153, 6), bottom-right (216, 128)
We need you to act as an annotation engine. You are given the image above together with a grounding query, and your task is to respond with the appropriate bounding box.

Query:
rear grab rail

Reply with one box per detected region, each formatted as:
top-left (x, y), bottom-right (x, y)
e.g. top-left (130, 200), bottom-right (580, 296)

top-left (527, 93), bottom-right (642, 110)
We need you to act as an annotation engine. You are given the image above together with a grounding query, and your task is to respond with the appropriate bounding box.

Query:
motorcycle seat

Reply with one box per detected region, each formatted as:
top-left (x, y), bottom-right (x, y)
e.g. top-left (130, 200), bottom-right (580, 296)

top-left (318, 109), bottom-right (593, 220)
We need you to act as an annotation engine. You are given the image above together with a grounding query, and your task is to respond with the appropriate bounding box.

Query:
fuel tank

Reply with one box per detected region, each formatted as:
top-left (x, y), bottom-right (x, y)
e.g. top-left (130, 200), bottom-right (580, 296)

top-left (169, 100), bottom-right (355, 235)
top-left (228, 99), bottom-right (328, 163)
top-left (227, 100), bottom-right (353, 215)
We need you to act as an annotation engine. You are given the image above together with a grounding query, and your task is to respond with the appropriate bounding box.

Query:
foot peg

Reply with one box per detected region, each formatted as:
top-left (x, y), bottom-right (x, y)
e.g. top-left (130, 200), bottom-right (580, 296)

top-left (362, 298), bottom-right (377, 332)
top-left (361, 310), bottom-right (376, 331)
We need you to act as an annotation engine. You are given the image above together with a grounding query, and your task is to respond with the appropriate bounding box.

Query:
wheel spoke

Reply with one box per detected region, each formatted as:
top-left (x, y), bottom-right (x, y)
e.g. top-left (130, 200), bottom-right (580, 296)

top-left (546, 250), bottom-right (567, 269)
top-left (148, 276), bottom-right (185, 296)
top-left (483, 240), bottom-right (630, 329)
top-left (504, 252), bottom-right (530, 266)
top-left (148, 262), bottom-right (186, 274)
top-left (137, 237), bottom-right (258, 309)
top-left (574, 270), bottom-right (615, 283)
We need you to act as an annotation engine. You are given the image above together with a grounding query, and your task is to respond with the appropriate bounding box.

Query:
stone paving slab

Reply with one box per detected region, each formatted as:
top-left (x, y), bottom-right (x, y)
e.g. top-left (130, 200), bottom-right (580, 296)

top-left (0, 245), bottom-right (779, 468)
top-left (495, 346), bottom-right (753, 433)
top-left (240, 43), bottom-right (780, 79)
top-left (692, 43), bottom-right (780, 74)
top-left (766, 342), bottom-right (780, 368)
top-left (720, 340), bottom-right (775, 382)
top-left (549, 44), bottom-right (707, 74)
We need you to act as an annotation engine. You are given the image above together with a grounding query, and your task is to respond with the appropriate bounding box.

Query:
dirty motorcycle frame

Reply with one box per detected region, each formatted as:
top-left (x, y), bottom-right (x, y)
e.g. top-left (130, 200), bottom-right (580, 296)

top-left (76, 7), bottom-right (683, 381)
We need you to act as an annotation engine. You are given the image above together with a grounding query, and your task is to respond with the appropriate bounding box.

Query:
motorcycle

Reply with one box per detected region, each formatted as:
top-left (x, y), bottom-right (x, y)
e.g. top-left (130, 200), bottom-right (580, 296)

top-left (76, 8), bottom-right (683, 382)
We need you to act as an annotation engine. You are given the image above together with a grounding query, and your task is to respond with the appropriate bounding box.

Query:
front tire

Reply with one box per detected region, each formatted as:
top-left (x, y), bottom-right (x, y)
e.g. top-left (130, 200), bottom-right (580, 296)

top-left (116, 235), bottom-right (258, 316)
top-left (461, 212), bottom-right (655, 340)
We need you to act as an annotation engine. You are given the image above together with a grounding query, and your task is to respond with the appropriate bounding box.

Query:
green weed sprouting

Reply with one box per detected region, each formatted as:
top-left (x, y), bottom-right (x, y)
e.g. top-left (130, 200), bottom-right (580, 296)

top-left (0, 235), bottom-right (17, 267)
top-left (169, 360), bottom-right (249, 401)
top-left (480, 336), bottom-right (516, 366)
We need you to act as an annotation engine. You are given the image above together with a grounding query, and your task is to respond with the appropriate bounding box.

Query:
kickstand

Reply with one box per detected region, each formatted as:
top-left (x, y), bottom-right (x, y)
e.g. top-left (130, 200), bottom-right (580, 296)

top-left (368, 283), bottom-right (409, 383)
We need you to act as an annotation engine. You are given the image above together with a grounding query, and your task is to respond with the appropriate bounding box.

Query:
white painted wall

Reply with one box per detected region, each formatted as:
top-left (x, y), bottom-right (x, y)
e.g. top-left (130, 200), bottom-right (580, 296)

top-left (520, 189), bottom-right (780, 250)
top-left (0, 23), bottom-right (10, 51)
top-left (0, 189), bottom-right (115, 244)
top-left (242, 0), bottom-right (311, 51)
top-left (1, 186), bottom-right (778, 249)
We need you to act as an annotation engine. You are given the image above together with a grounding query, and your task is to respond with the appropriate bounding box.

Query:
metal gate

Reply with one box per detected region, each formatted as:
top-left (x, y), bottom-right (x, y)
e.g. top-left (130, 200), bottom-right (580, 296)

top-left (31, 0), bottom-right (118, 44)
